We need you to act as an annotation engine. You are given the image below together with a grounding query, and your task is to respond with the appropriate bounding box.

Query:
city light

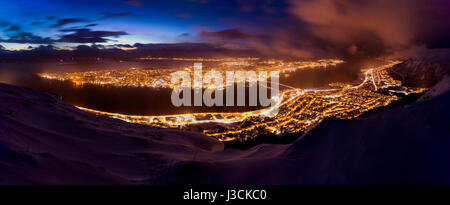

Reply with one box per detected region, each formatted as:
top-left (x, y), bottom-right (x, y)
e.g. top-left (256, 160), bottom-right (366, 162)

top-left (38, 58), bottom-right (344, 89)
top-left (41, 59), bottom-right (425, 141)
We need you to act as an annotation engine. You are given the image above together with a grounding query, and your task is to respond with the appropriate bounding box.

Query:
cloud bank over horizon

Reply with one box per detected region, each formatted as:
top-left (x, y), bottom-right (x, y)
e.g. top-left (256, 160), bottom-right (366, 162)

top-left (0, 0), bottom-right (449, 59)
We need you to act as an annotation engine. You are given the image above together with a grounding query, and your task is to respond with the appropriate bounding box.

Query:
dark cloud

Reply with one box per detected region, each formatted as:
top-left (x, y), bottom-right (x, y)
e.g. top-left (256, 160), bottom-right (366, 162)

top-left (291, 0), bottom-right (413, 50)
top-left (58, 28), bottom-right (128, 43)
top-left (236, 0), bottom-right (281, 14)
top-left (175, 13), bottom-right (193, 18)
top-left (132, 42), bottom-right (231, 53)
top-left (85, 23), bottom-right (98, 27)
top-left (0, 32), bottom-right (54, 44)
top-left (194, 0), bottom-right (450, 59)
top-left (179, 33), bottom-right (190, 37)
top-left (5, 25), bottom-right (21, 32)
top-left (29, 44), bottom-right (56, 51)
top-left (132, 43), bottom-right (212, 49)
top-left (285, 0), bottom-right (450, 58)
top-left (199, 28), bottom-right (276, 53)
top-left (0, 44), bottom-right (4, 50)
top-left (113, 44), bottom-right (134, 48)
top-left (200, 29), bottom-right (255, 40)
top-left (51, 18), bottom-right (84, 28)
top-left (0, 27), bottom-right (128, 44)
top-left (31, 21), bottom-right (43, 26)
top-left (95, 12), bottom-right (134, 21)
top-left (0, 22), bottom-right (10, 27)
top-left (124, 1), bottom-right (143, 7)
top-left (0, 43), bottom-right (259, 62)
top-left (100, 12), bottom-right (133, 20)
top-left (130, 42), bottom-right (259, 58)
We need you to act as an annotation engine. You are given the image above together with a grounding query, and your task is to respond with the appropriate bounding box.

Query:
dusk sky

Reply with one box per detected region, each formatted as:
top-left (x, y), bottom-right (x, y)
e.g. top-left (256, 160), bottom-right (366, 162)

top-left (1, 0), bottom-right (449, 58)
top-left (0, 0), bottom-right (288, 50)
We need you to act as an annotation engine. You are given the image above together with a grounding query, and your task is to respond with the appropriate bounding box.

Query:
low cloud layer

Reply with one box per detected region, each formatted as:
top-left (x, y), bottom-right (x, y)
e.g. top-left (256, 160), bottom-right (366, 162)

top-left (0, 28), bottom-right (128, 44)
top-left (0, 43), bottom-right (258, 62)
top-left (202, 0), bottom-right (450, 59)
top-left (58, 28), bottom-right (128, 43)
top-left (288, 0), bottom-right (450, 58)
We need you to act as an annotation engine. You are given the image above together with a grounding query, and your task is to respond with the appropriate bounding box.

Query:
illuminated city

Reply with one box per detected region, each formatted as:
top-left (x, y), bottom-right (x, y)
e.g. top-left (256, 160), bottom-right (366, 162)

top-left (40, 59), bottom-right (426, 141)
top-left (38, 58), bottom-right (344, 89)
top-left (1, 0), bottom-right (450, 190)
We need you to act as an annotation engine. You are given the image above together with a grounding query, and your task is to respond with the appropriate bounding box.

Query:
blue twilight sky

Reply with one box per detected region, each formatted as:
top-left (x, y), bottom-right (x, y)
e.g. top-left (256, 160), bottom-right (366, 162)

top-left (1, 0), bottom-right (449, 58)
top-left (0, 0), bottom-right (288, 50)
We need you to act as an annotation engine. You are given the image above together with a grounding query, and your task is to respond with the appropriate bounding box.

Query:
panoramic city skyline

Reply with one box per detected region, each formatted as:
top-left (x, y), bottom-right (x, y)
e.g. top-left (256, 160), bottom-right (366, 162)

top-left (1, 0), bottom-right (450, 200)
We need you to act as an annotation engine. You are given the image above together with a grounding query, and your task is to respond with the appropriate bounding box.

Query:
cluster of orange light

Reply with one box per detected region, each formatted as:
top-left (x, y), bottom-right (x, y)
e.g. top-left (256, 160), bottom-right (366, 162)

top-left (137, 57), bottom-right (260, 62)
top-left (72, 60), bottom-right (426, 141)
top-left (37, 59), bottom-right (344, 89)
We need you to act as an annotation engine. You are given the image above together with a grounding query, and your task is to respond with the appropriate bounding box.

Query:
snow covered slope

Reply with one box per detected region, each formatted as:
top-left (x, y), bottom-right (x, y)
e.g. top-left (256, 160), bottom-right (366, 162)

top-left (0, 81), bottom-right (449, 185)
top-left (390, 48), bottom-right (450, 87)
